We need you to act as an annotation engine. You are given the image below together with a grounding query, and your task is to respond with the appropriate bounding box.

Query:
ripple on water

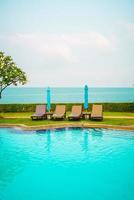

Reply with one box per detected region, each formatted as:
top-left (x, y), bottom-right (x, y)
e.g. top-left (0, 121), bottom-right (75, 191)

top-left (0, 127), bottom-right (134, 200)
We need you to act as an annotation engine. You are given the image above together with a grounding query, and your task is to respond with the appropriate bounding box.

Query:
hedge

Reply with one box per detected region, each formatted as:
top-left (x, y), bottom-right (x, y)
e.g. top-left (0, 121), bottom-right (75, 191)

top-left (0, 103), bottom-right (134, 112)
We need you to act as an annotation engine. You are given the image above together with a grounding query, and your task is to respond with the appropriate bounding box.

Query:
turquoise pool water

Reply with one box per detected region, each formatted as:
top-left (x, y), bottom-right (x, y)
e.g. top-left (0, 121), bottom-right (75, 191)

top-left (0, 128), bottom-right (134, 200)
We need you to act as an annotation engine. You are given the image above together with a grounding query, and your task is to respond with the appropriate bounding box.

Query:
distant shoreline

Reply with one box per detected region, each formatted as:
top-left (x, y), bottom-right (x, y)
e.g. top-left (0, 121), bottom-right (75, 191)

top-left (6, 86), bottom-right (134, 88)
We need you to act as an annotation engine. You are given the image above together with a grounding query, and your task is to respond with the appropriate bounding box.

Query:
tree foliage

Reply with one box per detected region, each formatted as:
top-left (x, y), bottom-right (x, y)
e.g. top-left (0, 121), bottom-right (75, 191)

top-left (0, 51), bottom-right (27, 98)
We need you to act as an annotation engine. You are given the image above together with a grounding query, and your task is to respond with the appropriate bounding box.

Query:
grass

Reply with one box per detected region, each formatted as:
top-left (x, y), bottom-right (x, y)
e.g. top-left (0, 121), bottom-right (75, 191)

top-left (0, 118), bottom-right (134, 126)
top-left (1, 112), bottom-right (134, 118)
top-left (0, 112), bottom-right (134, 127)
top-left (1, 112), bottom-right (33, 118)
top-left (103, 112), bottom-right (134, 116)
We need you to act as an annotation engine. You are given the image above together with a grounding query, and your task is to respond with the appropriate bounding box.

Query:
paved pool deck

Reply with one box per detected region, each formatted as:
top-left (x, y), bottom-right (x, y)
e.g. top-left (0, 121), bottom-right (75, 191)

top-left (0, 122), bottom-right (134, 131)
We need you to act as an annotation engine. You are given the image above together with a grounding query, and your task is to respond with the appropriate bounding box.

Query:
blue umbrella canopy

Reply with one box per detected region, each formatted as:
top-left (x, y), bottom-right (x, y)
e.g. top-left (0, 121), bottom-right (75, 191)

top-left (84, 85), bottom-right (89, 110)
top-left (47, 87), bottom-right (51, 112)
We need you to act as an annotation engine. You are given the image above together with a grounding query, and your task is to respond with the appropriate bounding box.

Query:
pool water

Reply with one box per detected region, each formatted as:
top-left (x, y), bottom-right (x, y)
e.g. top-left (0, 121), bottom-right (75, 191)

top-left (0, 128), bottom-right (134, 200)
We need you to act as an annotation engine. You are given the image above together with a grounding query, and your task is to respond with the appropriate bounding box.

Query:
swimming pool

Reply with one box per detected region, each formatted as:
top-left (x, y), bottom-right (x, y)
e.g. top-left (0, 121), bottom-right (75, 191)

top-left (0, 127), bottom-right (134, 200)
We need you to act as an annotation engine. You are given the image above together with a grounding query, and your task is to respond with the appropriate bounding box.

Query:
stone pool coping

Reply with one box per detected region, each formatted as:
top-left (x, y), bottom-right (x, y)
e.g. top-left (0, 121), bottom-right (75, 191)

top-left (0, 123), bottom-right (134, 131)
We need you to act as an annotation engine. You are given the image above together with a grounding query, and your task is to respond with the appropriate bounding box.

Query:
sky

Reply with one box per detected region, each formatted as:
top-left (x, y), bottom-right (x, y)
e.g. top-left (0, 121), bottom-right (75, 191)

top-left (0, 0), bottom-right (134, 87)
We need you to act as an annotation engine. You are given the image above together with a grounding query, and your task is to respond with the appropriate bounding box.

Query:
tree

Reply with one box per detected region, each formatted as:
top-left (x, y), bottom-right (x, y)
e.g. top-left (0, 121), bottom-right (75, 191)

top-left (0, 51), bottom-right (27, 98)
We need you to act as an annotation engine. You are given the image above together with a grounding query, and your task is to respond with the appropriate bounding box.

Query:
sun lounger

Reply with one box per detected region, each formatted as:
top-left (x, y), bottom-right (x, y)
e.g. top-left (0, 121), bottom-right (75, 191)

top-left (52, 105), bottom-right (66, 120)
top-left (68, 105), bottom-right (82, 120)
top-left (90, 104), bottom-right (103, 120)
top-left (31, 105), bottom-right (47, 120)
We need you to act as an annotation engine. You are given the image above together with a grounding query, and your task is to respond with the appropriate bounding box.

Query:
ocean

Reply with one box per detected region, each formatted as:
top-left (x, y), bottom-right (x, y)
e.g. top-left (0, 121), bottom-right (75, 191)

top-left (0, 87), bottom-right (134, 104)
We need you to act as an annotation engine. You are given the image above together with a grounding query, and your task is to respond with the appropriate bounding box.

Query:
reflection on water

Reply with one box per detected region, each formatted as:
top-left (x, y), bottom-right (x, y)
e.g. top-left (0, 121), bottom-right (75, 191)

top-left (36, 130), bottom-right (52, 153)
top-left (91, 128), bottom-right (103, 137)
top-left (0, 129), bottom-right (29, 189)
top-left (81, 130), bottom-right (89, 154)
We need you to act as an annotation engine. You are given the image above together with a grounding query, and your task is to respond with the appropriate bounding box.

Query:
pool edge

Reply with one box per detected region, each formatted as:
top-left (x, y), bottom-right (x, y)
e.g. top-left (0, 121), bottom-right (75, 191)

top-left (0, 123), bottom-right (134, 131)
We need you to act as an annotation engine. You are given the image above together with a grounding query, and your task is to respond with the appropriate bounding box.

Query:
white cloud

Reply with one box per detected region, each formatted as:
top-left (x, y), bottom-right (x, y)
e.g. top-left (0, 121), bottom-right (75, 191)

top-left (62, 32), bottom-right (112, 48)
top-left (125, 22), bottom-right (134, 41)
top-left (0, 32), bottom-right (115, 63)
top-left (8, 33), bottom-right (73, 62)
top-left (117, 21), bottom-right (134, 42)
top-left (125, 22), bottom-right (134, 32)
top-left (2, 31), bottom-right (130, 87)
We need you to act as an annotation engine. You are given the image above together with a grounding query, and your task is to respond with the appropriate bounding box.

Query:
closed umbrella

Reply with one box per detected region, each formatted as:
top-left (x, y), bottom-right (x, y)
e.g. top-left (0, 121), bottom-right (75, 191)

top-left (47, 87), bottom-right (51, 112)
top-left (84, 85), bottom-right (88, 110)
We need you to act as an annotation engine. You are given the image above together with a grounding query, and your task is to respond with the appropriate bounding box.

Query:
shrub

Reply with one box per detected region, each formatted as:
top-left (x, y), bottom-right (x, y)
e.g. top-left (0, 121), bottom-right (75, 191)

top-left (0, 103), bottom-right (134, 113)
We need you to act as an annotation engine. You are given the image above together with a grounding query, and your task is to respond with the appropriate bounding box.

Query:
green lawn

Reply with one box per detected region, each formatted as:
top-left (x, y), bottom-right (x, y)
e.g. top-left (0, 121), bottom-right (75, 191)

top-left (0, 118), bottom-right (134, 126)
top-left (1, 112), bottom-right (33, 118)
top-left (103, 112), bottom-right (134, 116)
top-left (0, 112), bottom-right (134, 127)
top-left (1, 112), bottom-right (134, 118)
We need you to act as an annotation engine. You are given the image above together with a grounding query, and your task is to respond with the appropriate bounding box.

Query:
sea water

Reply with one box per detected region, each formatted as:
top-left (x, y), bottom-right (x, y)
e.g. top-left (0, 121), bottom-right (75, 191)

top-left (0, 87), bottom-right (134, 103)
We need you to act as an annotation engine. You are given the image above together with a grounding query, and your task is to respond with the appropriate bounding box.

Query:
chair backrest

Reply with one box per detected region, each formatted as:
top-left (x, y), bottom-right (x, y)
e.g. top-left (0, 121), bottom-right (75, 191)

top-left (35, 105), bottom-right (46, 114)
top-left (55, 105), bottom-right (66, 115)
top-left (91, 105), bottom-right (103, 116)
top-left (72, 105), bottom-right (82, 116)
